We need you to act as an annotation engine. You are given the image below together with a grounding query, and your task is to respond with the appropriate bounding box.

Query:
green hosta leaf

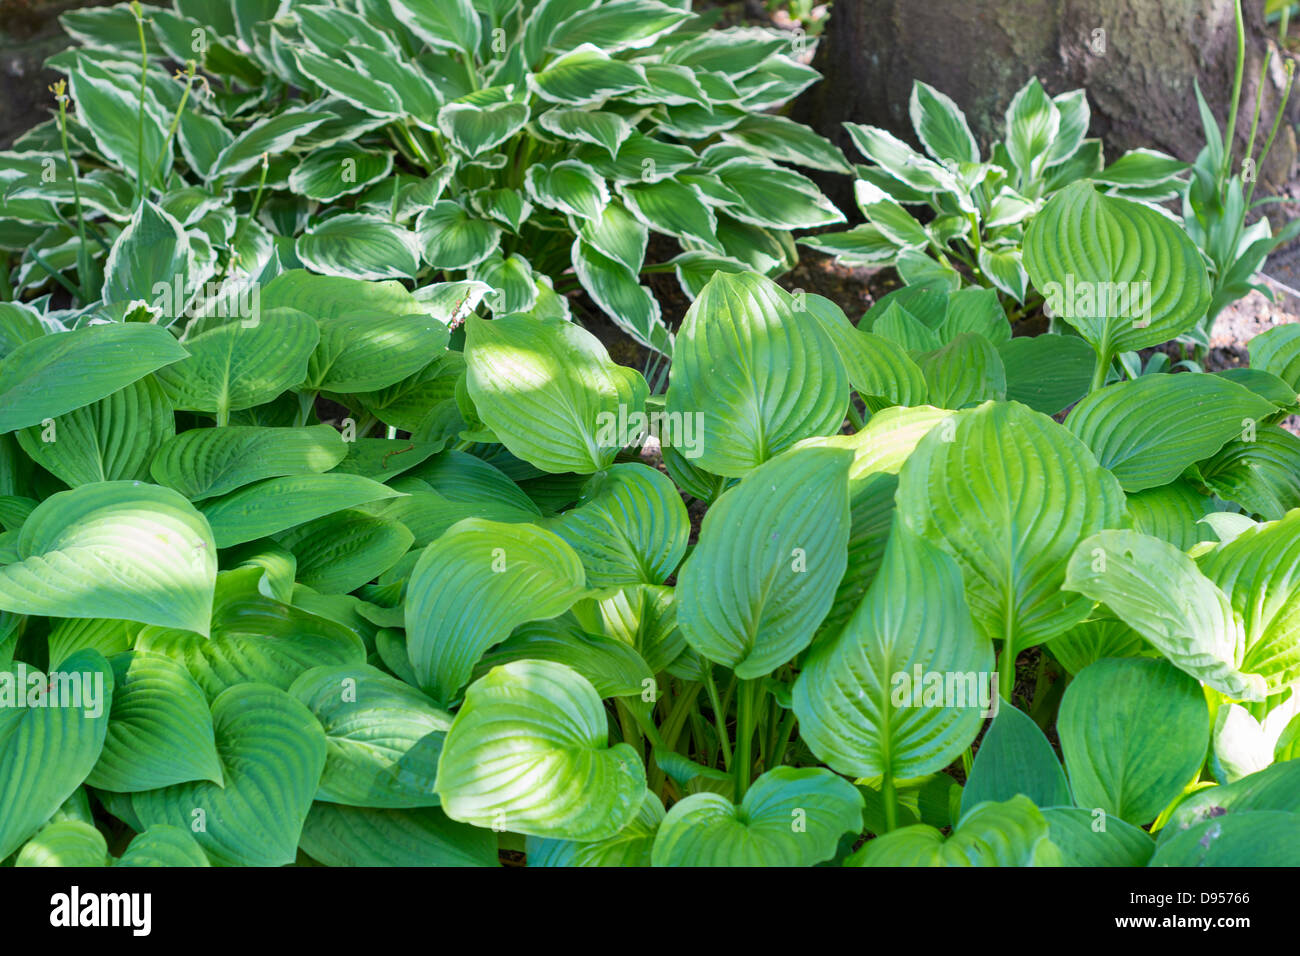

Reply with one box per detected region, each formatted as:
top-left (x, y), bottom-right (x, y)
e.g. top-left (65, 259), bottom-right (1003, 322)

top-left (155, 308), bottom-right (318, 418)
top-left (1048, 616), bottom-right (1149, 675)
top-left (847, 796), bottom-right (1056, 866)
top-left (546, 464), bottom-right (688, 588)
top-left (528, 791), bottom-right (664, 867)
top-left (436, 660), bottom-right (646, 839)
top-left (416, 201), bottom-right (502, 271)
top-left (0, 483), bottom-right (216, 634)
top-left (464, 313), bottom-right (648, 474)
top-left (17, 376), bottom-right (172, 486)
top-left (261, 269), bottom-right (424, 319)
top-left (151, 424), bottom-right (347, 501)
top-left (1126, 480), bottom-right (1216, 551)
top-left (1040, 807), bottom-right (1154, 866)
top-left (539, 108), bottom-right (632, 157)
top-left (1198, 511), bottom-right (1300, 696)
top-left (198, 473), bottom-right (402, 548)
top-left (621, 179), bottom-right (721, 251)
top-left (845, 122), bottom-right (959, 193)
top-left (291, 664), bottom-right (450, 808)
top-left (665, 271), bottom-right (849, 477)
top-left (910, 80), bottom-right (978, 163)
top-left (305, 311), bottom-right (448, 393)
top-left (437, 101), bottom-right (530, 158)
top-left (16, 820), bottom-right (107, 867)
top-left (896, 401), bottom-right (1126, 659)
top-left (276, 510), bottom-right (413, 595)
top-left (1248, 325), bottom-right (1300, 392)
top-left (86, 651), bottom-right (222, 792)
top-left (794, 525), bottom-right (992, 778)
top-left (288, 143), bottom-right (393, 201)
top-left (679, 445), bottom-right (851, 678)
top-left (296, 215), bottom-right (421, 280)
top-left (651, 767), bottom-right (863, 867)
top-left (472, 254), bottom-right (537, 315)
top-left (552, 0), bottom-right (693, 53)
top-left (475, 616), bottom-right (654, 699)
top-left (1150, 811), bottom-right (1300, 866)
top-left (299, 803), bottom-right (496, 866)
top-left (998, 334), bottom-right (1094, 416)
top-left (404, 518), bottom-right (587, 703)
top-left (1065, 373), bottom-right (1276, 492)
top-left (1197, 425), bottom-right (1300, 521)
top-left (47, 617), bottom-right (138, 668)
top-left (0, 323), bottom-right (187, 434)
top-left (525, 160), bottom-right (608, 220)
top-left (135, 568), bottom-right (366, 701)
top-left (917, 333), bottom-right (1006, 409)
top-left (102, 200), bottom-right (191, 307)
top-left (0, 649), bottom-right (114, 859)
top-left (390, 0), bottom-right (481, 54)
top-left (1023, 182), bottom-right (1211, 359)
top-left (721, 113), bottom-right (850, 173)
top-left (131, 683), bottom-right (327, 867)
top-left (580, 202), bottom-right (647, 271)
top-left (209, 109), bottom-right (331, 180)
top-left (962, 704), bottom-right (1071, 815)
top-left (979, 246), bottom-right (1030, 303)
top-left (571, 584), bottom-right (683, 674)
top-left (116, 825), bottom-right (210, 867)
top-left (529, 44), bottom-right (645, 105)
top-left (1058, 657), bottom-right (1210, 825)
top-left (571, 239), bottom-right (670, 355)
top-left (1064, 530), bottom-right (1266, 701)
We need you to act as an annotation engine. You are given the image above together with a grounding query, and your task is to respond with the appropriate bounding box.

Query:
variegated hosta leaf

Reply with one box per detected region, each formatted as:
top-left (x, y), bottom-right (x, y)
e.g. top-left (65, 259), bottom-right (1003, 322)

top-left (665, 271), bottom-right (849, 477)
top-left (131, 683), bottom-right (327, 867)
top-left (528, 791), bottom-right (664, 867)
top-left (0, 323), bottom-right (188, 434)
top-left (529, 44), bottom-right (645, 105)
top-left (134, 567), bottom-right (366, 702)
top-left (1064, 530), bottom-right (1267, 701)
top-left (288, 143), bottom-right (394, 201)
top-left (794, 524), bottom-right (991, 778)
top-left (1023, 182), bottom-right (1212, 362)
top-left (296, 215), bottom-right (421, 281)
top-left (0, 483), bottom-right (217, 635)
top-left (404, 518), bottom-right (587, 704)
top-left (290, 664), bottom-right (450, 808)
top-left (150, 424), bottom-right (348, 501)
top-left (650, 767), bottom-right (863, 867)
top-left (435, 660), bottom-right (647, 840)
top-left (679, 445), bottom-right (851, 678)
top-left (1064, 373), bottom-right (1277, 493)
top-left (846, 796), bottom-right (1058, 866)
top-left (86, 651), bottom-right (223, 793)
top-left (1058, 657), bottom-right (1210, 825)
top-left (0, 649), bottom-right (114, 859)
top-left (464, 314), bottom-right (649, 474)
top-left (545, 464), bottom-right (688, 588)
top-left (437, 101), bottom-right (530, 158)
top-left (896, 401), bottom-right (1126, 665)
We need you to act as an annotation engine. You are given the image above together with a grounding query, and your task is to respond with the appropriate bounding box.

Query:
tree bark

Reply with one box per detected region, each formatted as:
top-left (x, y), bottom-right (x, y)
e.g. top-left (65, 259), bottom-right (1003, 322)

top-left (796, 0), bottom-right (1298, 195)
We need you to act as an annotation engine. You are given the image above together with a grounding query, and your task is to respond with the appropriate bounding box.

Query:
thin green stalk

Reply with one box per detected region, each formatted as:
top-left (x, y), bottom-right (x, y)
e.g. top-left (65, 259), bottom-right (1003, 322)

top-left (961, 746), bottom-right (974, 778)
top-left (1089, 345), bottom-right (1111, 393)
top-left (146, 61), bottom-right (198, 195)
top-left (28, 249), bottom-right (82, 300)
top-left (132, 1), bottom-right (149, 205)
top-left (770, 706), bottom-right (797, 769)
top-left (846, 402), bottom-right (865, 431)
top-left (230, 154), bottom-right (270, 264)
top-left (1221, 0), bottom-right (1247, 193)
top-left (732, 679), bottom-right (762, 802)
top-left (626, 702), bottom-right (665, 750)
top-left (1247, 59), bottom-right (1296, 207)
top-left (701, 666), bottom-right (732, 770)
top-left (53, 81), bottom-right (90, 304)
top-left (1242, 49), bottom-right (1273, 181)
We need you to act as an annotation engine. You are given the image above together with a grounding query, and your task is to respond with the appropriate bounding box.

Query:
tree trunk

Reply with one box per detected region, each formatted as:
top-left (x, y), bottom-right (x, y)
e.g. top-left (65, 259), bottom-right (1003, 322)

top-left (796, 0), bottom-right (1298, 197)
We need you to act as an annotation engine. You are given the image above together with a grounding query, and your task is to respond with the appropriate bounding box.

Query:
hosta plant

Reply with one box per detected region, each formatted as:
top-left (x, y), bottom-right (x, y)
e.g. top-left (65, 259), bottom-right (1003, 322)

top-left (1, 0), bottom-right (847, 357)
top-left (3, 256), bottom-right (1300, 867)
top-left (803, 76), bottom-right (1188, 310)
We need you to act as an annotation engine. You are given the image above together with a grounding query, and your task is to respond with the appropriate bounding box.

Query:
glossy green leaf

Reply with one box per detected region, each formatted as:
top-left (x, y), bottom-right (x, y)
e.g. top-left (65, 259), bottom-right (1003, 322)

top-left (962, 703), bottom-right (1071, 815)
top-left (847, 795), bottom-right (1056, 866)
top-left (299, 802), bottom-right (497, 866)
top-left (276, 510), bottom-right (413, 595)
top-left (151, 424), bottom-right (348, 501)
top-left (198, 473), bottom-right (401, 548)
top-left (296, 215), bottom-right (421, 281)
